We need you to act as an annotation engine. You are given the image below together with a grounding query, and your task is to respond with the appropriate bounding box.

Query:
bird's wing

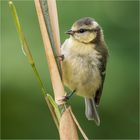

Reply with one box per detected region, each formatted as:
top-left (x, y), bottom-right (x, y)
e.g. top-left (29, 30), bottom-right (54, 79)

top-left (94, 44), bottom-right (109, 106)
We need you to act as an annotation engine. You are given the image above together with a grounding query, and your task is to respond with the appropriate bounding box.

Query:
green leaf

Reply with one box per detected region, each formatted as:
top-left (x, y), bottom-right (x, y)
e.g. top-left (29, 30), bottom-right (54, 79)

top-left (9, 0), bottom-right (34, 65)
top-left (47, 94), bottom-right (61, 121)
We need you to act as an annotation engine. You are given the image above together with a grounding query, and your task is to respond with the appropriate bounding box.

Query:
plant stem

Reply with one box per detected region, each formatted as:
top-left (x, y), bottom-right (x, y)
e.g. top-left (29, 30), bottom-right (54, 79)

top-left (8, 0), bottom-right (60, 129)
top-left (39, 0), bottom-right (62, 78)
top-left (9, 0), bottom-right (46, 97)
top-left (34, 0), bottom-right (65, 105)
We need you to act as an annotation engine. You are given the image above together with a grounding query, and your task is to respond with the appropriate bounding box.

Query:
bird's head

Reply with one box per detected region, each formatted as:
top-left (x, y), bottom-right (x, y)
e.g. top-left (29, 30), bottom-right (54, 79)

top-left (66, 17), bottom-right (102, 44)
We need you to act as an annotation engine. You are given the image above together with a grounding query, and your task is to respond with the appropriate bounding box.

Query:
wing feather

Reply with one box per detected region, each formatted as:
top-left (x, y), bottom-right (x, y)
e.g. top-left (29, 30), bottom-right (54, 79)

top-left (94, 42), bottom-right (109, 106)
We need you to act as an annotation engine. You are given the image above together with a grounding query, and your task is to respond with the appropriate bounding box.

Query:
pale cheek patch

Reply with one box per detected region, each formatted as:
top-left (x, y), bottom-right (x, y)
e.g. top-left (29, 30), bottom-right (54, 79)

top-left (90, 32), bottom-right (96, 39)
top-left (74, 32), bottom-right (97, 43)
top-left (85, 32), bottom-right (96, 43)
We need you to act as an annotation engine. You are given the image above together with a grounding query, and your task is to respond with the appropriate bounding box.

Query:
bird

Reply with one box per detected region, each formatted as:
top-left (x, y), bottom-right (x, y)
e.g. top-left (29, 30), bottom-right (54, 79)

top-left (60, 17), bottom-right (109, 126)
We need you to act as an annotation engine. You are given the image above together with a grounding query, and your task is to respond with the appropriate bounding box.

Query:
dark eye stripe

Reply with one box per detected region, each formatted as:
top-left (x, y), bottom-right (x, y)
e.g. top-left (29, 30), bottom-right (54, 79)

top-left (76, 28), bottom-right (98, 33)
top-left (77, 29), bottom-right (87, 33)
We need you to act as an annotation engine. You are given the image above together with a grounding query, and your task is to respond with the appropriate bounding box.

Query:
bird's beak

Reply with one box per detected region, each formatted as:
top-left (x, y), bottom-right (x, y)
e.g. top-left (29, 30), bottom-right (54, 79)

top-left (65, 29), bottom-right (74, 35)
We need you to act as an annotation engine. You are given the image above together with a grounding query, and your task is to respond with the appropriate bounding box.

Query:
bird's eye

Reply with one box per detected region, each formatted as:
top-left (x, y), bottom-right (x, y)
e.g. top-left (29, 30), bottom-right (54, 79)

top-left (78, 29), bottom-right (86, 33)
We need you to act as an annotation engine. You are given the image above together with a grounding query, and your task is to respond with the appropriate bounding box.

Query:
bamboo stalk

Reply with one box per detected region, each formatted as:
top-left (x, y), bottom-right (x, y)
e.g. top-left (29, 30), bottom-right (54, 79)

top-left (34, 0), bottom-right (65, 105)
top-left (39, 0), bottom-right (57, 57)
top-left (39, 0), bottom-right (62, 78)
top-left (46, 0), bottom-right (61, 56)
top-left (59, 107), bottom-right (79, 140)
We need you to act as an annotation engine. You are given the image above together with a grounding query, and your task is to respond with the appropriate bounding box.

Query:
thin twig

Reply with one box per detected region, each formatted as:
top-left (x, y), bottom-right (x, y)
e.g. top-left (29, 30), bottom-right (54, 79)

top-left (70, 107), bottom-right (89, 140)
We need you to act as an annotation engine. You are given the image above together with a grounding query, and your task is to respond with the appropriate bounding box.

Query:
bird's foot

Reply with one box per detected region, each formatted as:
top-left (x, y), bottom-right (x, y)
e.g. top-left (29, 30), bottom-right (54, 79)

top-left (59, 89), bottom-right (76, 102)
top-left (56, 54), bottom-right (64, 61)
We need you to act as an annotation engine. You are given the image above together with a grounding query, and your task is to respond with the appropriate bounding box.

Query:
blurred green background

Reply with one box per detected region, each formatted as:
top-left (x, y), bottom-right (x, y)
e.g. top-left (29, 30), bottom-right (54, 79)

top-left (1, 0), bottom-right (139, 139)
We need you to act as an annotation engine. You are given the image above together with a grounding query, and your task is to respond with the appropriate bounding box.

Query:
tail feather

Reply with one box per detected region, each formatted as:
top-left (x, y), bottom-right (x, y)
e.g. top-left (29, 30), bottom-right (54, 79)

top-left (85, 97), bottom-right (100, 126)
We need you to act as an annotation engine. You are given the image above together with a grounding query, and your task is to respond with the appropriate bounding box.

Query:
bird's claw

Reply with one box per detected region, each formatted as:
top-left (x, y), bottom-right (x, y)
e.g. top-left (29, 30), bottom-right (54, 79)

top-left (58, 95), bottom-right (70, 103)
top-left (58, 89), bottom-right (76, 102)
top-left (56, 55), bottom-right (64, 61)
